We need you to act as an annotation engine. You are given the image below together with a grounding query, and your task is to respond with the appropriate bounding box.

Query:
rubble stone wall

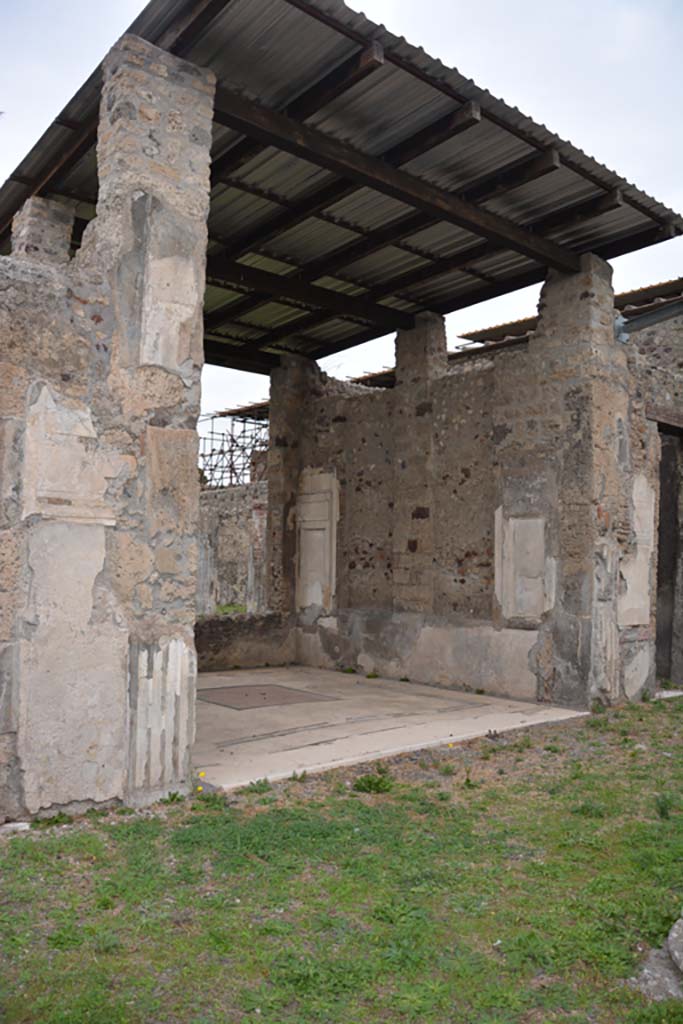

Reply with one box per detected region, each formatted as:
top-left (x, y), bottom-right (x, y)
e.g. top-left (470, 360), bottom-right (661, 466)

top-left (198, 482), bottom-right (268, 615)
top-left (265, 258), bottom-right (668, 707)
top-left (0, 35), bottom-right (215, 819)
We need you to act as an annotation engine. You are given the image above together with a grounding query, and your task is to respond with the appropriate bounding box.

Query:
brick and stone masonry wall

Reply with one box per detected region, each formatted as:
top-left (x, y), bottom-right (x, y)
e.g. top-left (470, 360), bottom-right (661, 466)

top-left (267, 320), bottom-right (529, 700)
top-left (492, 256), bottom-right (657, 705)
top-left (198, 482), bottom-right (268, 615)
top-left (0, 36), bottom-right (215, 819)
top-left (266, 256), bottom-right (665, 708)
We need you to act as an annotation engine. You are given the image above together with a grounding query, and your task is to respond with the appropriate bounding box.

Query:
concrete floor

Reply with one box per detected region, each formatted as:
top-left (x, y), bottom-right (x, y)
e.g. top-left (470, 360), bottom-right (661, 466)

top-left (193, 666), bottom-right (585, 791)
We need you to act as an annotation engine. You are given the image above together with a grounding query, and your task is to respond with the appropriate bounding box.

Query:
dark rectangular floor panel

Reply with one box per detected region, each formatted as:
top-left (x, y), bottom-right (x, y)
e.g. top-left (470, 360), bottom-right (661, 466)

top-left (197, 684), bottom-right (339, 710)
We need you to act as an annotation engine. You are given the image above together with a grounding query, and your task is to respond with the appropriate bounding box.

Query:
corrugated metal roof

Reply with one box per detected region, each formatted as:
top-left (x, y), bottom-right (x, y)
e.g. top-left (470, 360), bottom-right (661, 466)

top-left (1, 0), bottom-right (681, 374)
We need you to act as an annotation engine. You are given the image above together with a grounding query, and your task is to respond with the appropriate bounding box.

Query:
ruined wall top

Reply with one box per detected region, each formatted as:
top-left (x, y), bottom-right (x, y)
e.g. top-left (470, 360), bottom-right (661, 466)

top-left (11, 197), bottom-right (77, 266)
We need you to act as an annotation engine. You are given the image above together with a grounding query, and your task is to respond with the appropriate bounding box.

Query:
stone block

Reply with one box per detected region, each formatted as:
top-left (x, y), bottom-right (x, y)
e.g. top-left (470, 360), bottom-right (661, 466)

top-left (109, 531), bottom-right (155, 604)
top-left (0, 529), bottom-right (22, 593)
top-left (11, 197), bottom-right (76, 265)
top-left (145, 425), bottom-right (199, 536)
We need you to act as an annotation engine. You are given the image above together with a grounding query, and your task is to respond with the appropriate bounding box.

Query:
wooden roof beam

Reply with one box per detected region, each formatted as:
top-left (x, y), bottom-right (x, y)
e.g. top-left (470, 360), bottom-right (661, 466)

top-left (531, 188), bottom-right (623, 234)
top-left (213, 140), bottom-right (557, 293)
top-left (205, 258), bottom-right (414, 331)
top-left (357, 190), bottom-right (627, 304)
top-left (296, 269), bottom-right (548, 361)
top-left (302, 149), bottom-right (560, 281)
top-left (155, 0), bottom-right (233, 56)
top-left (206, 190), bottom-right (630, 350)
top-left (380, 102), bottom-right (482, 166)
top-left (212, 43), bottom-right (385, 182)
top-left (459, 148), bottom-right (560, 204)
top-left (219, 101), bottom-right (481, 258)
top-left (212, 85), bottom-right (579, 272)
top-left (280, 0), bottom-right (672, 231)
top-left (204, 338), bottom-right (280, 374)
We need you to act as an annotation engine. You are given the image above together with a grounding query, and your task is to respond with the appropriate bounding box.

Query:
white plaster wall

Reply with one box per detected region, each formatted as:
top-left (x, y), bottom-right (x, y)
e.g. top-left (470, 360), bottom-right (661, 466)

top-left (495, 507), bottom-right (555, 623)
top-left (618, 474), bottom-right (656, 627)
top-left (296, 469), bottom-right (339, 614)
top-left (17, 522), bottom-right (129, 813)
top-left (297, 614), bottom-right (538, 702)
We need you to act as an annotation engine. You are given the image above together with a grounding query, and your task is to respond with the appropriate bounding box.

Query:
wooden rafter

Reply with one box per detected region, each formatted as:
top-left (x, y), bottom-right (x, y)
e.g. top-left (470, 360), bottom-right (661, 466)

top-left (280, 0), bottom-right (671, 231)
top-left (205, 189), bottom-right (625, 348)
top-left (154, 0), bottom-right (233, 56)
top-left (212, 43), bottom-right (385, 183)
top-left (204, 338), bottom-right (280, 374)
top-left (204, 147), bottom-right (565, 335)
top-left (212, 86), bottom-right (579, 272)
top-left (215, 102), bottom-right (482, 261)
top-left (205, 258), bottom-right (415, 331)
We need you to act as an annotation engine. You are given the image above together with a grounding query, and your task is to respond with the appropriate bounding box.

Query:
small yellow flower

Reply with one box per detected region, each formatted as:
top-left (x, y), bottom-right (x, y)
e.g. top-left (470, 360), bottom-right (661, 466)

top-left (447, 743), bottom-right (454, 749)
top-left (196, 785), bottom-right (203, 792)
top-left (198, 771), bottom-right (206, 779)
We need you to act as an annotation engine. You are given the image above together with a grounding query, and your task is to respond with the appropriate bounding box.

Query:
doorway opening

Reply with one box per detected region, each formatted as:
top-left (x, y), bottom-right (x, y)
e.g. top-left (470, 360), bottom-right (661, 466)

top-left (656, 428), bottom-right (683, 684)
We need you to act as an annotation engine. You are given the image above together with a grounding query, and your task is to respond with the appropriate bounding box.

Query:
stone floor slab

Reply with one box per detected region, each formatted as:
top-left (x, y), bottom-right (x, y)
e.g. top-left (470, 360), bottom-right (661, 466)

top-left (194, 666), bottom-right (585, 791)
top-left (197, 683), bottom-right (337, 710)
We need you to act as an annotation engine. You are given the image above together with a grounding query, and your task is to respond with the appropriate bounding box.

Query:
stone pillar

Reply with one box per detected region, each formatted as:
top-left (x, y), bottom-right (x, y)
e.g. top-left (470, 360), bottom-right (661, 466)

top-left (265, 354), bottom-right (321, 614)
top-left (11, 197), bottom-right (77, 264)
top-left (493, 254), bottom-right (648, 706)
top-left (94, 36), bottom-right (215, 804)
top-left (0, 36), bottom-right (215, 819)
top-left (392, 313), bottom-right (447, 612)
top-left (1, 197), bottom-right (80, 820)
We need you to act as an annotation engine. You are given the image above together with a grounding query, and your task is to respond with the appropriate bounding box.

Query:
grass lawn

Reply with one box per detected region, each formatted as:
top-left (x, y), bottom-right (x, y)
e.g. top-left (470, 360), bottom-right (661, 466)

top-left (3, 698), bottom-right (683, 1023)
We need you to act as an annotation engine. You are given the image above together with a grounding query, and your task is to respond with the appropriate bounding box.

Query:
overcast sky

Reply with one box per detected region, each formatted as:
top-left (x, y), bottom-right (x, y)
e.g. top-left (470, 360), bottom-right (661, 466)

top-left (2, 0), bottom-right (682, 416)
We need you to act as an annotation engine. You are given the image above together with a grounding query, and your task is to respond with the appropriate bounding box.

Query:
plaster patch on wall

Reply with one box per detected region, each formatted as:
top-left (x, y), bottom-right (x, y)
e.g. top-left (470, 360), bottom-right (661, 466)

top-left (495, 508), bottom-right (555, 622)
top-left (405, 624), bottom-right (538, 699)
top-left (140, 255), bottom-right (199, 370)
top-left (618, 474), bottom-right (655, 627)
top-left (623, 644), bottom-right (652, 698)
top-left (17, 521), bottom-right (129, 813)
top-left (297, 612), bottom-right (538, 702)
top-left (296, 469), bottom-right (339, 614)
top-left (22, 385), bottom-right (133, 525)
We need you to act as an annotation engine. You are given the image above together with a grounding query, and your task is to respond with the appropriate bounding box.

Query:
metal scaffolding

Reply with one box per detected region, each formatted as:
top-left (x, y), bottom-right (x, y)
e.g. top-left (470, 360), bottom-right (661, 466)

top-left (198, 412), bottom-right (268, 489)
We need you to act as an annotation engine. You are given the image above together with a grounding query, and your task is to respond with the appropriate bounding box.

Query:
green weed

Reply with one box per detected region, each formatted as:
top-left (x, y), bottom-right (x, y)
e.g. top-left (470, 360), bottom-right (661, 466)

top-left (215, 602), bottom-right (246, 615)
top-left (160, 790), bottom-right (184, 805)
top-left (655, 793), bottom-right (674, 820)
top-left (353, 772), bottom-right (393, 794)
top-left (243, 778), bottom-right (272, 795)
